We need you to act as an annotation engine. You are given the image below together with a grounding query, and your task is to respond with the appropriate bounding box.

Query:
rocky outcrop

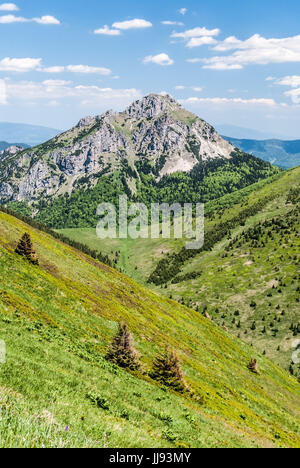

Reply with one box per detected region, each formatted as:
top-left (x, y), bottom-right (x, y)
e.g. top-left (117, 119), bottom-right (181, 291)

top-left (0, 182), bottom-right (13, 199)
top-left (0, 145), bottom-right (23, 161)
top-left (76, 116), bottom-right (94, 129)
top-left (0, 94), bottom-right (235, 204)
top-left (125, 94), bottom-right (179, 120)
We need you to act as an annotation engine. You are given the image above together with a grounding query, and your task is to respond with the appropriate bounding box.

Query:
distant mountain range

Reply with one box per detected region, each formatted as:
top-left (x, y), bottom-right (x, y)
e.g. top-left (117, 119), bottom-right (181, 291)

top-left (215, 124), bottom-right (298, 141)
top-left (223, 137), bottom-right (300, 169)
top-left (0, 122), bottom-right (60, 146)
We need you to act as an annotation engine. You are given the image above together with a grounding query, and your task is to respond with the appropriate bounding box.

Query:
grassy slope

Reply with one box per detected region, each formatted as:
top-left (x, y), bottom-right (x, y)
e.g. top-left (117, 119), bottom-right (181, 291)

top-left (152, 167), bottom-right (300, 374)
top-left (0, 212), bottom-right (299, 447)
top-left (57, 228), bottom-right (182, 284)
top-left (58, 168), bottom-right (300, 373)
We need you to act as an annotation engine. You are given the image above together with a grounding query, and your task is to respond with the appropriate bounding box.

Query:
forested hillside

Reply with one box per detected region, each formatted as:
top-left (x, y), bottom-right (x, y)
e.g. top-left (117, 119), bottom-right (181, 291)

top-left (32, 151), bottom-right (279, 228)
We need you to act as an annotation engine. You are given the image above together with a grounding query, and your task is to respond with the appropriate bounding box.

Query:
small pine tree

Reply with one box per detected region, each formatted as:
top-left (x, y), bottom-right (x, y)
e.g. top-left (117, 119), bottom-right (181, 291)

top-left (106, 322), bottom-right (140, 371)
top-left (150, 348), bottom-right (187, 392)
top-left (15, 233), bottom-right (39, 265)
top-left (247, 358), bottom-right (260, 374)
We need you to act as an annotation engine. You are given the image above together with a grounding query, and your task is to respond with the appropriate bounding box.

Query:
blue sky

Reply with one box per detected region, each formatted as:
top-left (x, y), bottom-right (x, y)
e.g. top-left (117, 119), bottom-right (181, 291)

top-left (0, 0), bottom-right (300, 138)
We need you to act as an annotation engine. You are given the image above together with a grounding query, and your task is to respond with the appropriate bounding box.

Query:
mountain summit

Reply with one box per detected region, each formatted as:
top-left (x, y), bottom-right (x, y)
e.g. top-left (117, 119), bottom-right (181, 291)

top-left (125, 93), bottom-right (180, 119)
top-left (0, 94), bottom-right (234, 202)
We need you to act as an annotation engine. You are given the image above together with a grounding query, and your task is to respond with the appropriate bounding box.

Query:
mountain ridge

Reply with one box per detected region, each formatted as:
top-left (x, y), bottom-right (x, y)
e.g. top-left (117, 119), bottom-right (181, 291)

top-left (223, 136), bottom-right (300, 169)
top-left (216, 123), bottom-right (299, 141)
top-left (0, 122), bottom-right (60, 146)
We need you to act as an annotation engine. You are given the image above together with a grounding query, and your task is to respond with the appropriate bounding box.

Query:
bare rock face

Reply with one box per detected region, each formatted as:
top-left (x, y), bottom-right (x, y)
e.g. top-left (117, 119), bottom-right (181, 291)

top-left (125, 94), bottom-right (179, 120)
top-left (76, 116), bottom-right (94, 129)
top-left (0, 145), bottom-right (23, 161)
top-left (17, 160), bottom-right (59, 201)
top-left (0, 182), bottom-right (13, 199)
top-left (0, 94), bottom-right (235, 204)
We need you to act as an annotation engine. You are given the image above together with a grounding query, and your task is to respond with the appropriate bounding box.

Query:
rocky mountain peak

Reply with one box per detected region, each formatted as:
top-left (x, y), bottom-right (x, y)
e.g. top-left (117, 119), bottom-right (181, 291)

top-left (0, 94), bottom-right (237, 204)
top-left (76, 116), bottom-right (95, 129)
top-left (76, 110), bottom-right (116, 129)
top-left (125, 93), bottom-right (180, 120)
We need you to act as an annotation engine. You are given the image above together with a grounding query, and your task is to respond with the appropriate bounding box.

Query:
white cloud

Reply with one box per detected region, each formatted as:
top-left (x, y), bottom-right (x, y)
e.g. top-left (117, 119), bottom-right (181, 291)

top-left (0, 13), bottom-right (60, 24)
top-left (0, 57), bottom-right (42, 72)
top-left (33, 15), bottom-right (60, 25)
top-left (174, 85), bottom-right (203, 92)
top-left (202, 34), bottom-right (300, 70)
top-left (186, 58), bottom-right (202, 63)
top-left (94, 25), bottom-right (121, 36)
top-left (171, 26), bottom-right (220, 40)
top-left (94, 19), bottom-right (152, 36)
top-left (112, 19), bottom-right (152, 30)
top-left (0, 14), bottom-right (27, 23)
top-left (42, 66), bottom-right (65, 73)
top-left (0, 3), bottom-right (18, 11)
top-left (187, 58), bottom-right (240, 70)
top-left (4, 79), bottom-right (142, 106)
top-left (0, 79), bottom-right (7, 104)
top-left (161, 21), bottom-right (184, 26)
top-left (143, 53), bottom-right (174, 66)
top-left (179, 8), bottom-right (187, 15)
top-left (0, 58), bottom-right (112, 75)
top-left (212, 36), bottom-right (242, 52)
top-left (42, 80), bottom-right (72, 86)
top-left (203, 62), bottom-right (243, 70)
top-left (273, 75), bottom-right (300, 104)
top-left (284, 88), bottom-right (300, 104)
top-left (66, 65), bottom-right (111, 75)
top-left (276, 75), bottom-right (300, 87)
top-left (186, 36), bottom-right (217, 48)
top-left (179, 97), bottom-right (277, 106)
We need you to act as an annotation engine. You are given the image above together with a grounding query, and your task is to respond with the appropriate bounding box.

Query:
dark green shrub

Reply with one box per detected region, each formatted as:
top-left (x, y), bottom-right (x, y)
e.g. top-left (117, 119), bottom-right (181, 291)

top-left (106, 322), bottom-right (141, 371)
